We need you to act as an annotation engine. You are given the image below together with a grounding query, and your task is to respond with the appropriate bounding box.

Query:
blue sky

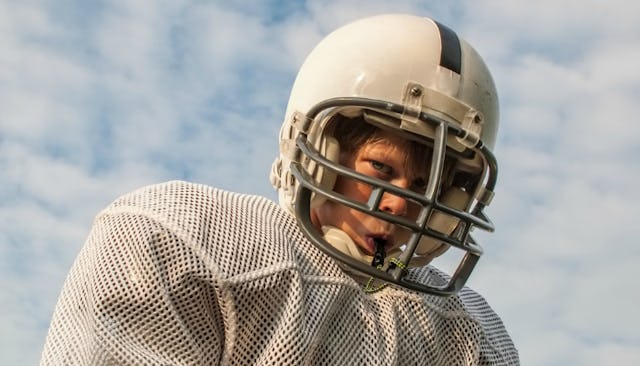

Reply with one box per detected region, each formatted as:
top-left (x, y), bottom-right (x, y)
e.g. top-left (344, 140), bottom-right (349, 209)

top-left (1, 1), bottom-right (639, 365)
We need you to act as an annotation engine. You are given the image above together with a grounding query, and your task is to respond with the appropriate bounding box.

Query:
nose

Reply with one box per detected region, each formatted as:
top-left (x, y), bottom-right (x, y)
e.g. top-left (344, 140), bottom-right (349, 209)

top-left (379, 184), bottom-right (409, 217)
top-left (380, 194), bottom-right (407, 216)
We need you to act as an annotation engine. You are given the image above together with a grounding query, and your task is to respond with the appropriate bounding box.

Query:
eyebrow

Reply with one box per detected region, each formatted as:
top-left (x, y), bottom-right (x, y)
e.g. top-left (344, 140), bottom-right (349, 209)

top-left (362, 144), bottom-right (431, 181)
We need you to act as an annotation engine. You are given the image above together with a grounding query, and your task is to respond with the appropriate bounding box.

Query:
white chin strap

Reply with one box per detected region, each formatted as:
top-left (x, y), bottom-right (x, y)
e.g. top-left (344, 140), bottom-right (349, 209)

top-left (321, 226), bottom-right (373, 264)
top-left (319, 226), bottom-right (404, 269)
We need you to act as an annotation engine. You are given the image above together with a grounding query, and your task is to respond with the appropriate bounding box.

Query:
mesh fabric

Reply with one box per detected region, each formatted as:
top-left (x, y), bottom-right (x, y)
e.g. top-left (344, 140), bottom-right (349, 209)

top-left (41, 181), bottom-right (519, 365)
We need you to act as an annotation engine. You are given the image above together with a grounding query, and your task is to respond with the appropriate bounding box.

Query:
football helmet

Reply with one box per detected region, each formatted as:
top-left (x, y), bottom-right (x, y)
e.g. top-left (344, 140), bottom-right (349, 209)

top-left (270, 14), bottom-right (499, 296)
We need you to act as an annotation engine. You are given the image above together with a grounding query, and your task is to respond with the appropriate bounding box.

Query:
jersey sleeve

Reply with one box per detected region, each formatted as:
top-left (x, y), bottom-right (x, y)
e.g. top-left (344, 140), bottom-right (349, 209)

top-left (40, 207), bottom-right (226, 365)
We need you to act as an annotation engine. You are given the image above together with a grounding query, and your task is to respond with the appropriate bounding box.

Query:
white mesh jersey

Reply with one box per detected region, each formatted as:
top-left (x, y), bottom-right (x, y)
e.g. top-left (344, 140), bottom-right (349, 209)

top-left (41, 181), bottom-right (519, 365)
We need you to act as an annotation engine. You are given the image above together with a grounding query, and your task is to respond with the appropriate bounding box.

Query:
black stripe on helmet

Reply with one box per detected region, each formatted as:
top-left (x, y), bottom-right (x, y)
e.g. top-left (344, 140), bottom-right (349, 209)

top-left (434, 21), bottom-right (462, 74)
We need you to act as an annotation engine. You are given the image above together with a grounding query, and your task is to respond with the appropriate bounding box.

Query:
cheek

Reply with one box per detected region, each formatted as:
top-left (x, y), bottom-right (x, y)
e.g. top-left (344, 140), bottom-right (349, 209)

top-left (334, 175), bottom-right (371, 202)
top-left (312, 184), bottom-right (370, 231)
top-left (314, 161), bottom-right (373, 231)
top-left (407, 201), bottom-right (422, 219)
top-left (313, 200), bottom-right (350, 230)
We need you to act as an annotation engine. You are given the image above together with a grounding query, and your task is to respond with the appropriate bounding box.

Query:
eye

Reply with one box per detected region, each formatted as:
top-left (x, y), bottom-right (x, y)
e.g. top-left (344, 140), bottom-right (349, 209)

top-left (370, 160), bottom-right (392, 175)
top-left (411, 178), bottom-right (427, 192)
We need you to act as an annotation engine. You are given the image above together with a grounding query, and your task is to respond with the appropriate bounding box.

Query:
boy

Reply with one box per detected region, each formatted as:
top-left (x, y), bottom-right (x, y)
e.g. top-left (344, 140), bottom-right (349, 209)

top-left (41, 14), bottom-right (519, 365)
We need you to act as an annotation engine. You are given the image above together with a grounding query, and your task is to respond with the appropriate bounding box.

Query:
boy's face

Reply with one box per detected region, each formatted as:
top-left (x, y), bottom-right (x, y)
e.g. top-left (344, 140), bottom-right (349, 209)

top-left (311, 129), bottom-right (428, 256)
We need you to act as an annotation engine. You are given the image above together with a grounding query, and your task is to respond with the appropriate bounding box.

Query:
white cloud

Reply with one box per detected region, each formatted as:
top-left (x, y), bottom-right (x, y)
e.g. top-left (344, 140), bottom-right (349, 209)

top-left (1, 1), bottom-right (639, 365)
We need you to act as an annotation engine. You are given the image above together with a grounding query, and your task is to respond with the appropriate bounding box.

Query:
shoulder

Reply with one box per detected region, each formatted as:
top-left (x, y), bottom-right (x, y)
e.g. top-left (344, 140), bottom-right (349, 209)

top-left (96, 180), bottom-right (311, 276)
top-left (106, 180), bottom-right (275, 214)
top-left (400, 266), bottom-right (520, 364)
top-left (456, 285), bottom-right (520, 364)
top-left (103, 180), bottom-right (291, 231)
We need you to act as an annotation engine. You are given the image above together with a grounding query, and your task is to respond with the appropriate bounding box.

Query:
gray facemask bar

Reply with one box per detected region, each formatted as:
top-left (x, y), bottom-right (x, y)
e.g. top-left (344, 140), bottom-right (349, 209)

top-left (290, 97), bottom-right (498, 296)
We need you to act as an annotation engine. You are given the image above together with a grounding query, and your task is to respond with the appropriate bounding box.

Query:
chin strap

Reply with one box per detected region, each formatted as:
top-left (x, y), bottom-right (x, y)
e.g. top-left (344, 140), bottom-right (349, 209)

top-left (321, 226), bottom-right (373, 263)
top-left (321, 226), bottom-right (394, 293)
top-left (321, 226), bottom-right (404, 265)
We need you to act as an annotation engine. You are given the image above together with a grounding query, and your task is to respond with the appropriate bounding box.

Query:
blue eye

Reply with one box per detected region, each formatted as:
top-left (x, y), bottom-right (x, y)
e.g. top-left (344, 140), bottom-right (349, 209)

top-left (371, 160), bottom-right (392, 174)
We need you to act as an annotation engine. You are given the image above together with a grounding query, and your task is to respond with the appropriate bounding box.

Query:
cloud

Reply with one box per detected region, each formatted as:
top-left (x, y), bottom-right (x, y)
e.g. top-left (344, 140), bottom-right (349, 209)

top-left (465, 3), bottom-right (640, 364)
top-left (1, 1), bottom-right (639, 365)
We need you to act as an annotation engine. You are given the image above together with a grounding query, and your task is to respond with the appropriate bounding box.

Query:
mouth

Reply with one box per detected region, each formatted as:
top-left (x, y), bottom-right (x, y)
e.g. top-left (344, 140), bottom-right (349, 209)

top-left (365, 235), bottom-right (392, 255)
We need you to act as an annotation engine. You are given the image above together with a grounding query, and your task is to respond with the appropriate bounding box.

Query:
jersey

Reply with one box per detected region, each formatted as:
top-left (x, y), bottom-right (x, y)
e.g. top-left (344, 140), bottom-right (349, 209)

top-left (40, 180), bottom-right (519, 365)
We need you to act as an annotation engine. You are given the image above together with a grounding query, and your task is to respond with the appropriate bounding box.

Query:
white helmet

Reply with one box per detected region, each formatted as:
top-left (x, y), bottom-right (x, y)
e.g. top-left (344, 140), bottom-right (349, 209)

top-left (270, 14), bottom-right (499, 296)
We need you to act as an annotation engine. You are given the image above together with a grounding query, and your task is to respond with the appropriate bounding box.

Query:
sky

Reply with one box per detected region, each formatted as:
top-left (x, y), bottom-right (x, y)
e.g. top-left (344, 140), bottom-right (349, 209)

top-left (1, 0), bottom-right (639, 365)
